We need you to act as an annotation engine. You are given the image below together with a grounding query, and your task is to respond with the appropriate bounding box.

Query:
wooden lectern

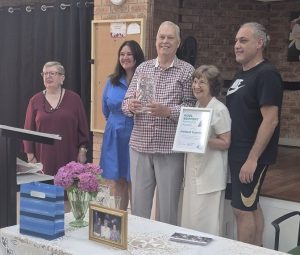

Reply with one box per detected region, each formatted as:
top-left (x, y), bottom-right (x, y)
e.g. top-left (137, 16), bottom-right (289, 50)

top-left (0, 125), bottom-right (61, 228)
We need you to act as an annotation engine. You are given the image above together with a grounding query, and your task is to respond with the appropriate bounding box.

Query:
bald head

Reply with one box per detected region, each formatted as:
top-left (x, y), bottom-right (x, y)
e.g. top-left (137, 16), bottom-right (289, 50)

top-left (157, 21), bottom-right (181, 42)
top-left (156, 21), bottom-right (181, 60)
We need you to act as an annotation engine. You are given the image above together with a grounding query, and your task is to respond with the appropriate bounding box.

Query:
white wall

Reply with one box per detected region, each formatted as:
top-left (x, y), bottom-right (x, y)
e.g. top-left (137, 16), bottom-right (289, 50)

top-left (223, 196), bottom-right (300, 252)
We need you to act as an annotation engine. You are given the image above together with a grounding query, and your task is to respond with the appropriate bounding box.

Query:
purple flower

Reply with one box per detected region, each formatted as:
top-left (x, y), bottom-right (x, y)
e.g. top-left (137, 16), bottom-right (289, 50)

top-left (54, 161), bottom-right (102, 193)
top-left (78, 172), bottom-right (99, 192)
top-left (84, 163), bottom-right (102, 175)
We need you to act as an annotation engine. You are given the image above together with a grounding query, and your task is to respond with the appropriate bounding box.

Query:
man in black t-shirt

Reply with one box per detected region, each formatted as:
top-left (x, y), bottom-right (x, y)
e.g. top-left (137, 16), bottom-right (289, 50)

top-left (226, 22), bottom-right (283, 246)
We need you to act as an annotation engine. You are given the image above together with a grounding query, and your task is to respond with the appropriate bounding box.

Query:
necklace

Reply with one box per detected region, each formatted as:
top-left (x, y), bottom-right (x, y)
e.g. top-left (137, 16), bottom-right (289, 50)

top-left (43, 87), bottom-right (63, 113)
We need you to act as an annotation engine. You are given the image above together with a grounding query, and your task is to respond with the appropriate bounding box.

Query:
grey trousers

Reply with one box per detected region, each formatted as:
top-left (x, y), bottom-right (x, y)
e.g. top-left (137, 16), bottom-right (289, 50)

top-left (130, 148), bottom-right (184, 225)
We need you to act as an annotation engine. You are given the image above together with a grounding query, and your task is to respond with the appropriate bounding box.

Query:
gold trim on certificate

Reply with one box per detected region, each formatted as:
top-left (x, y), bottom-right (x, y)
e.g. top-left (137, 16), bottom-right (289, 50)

top-left (172, 107), bottom-right (212, 153)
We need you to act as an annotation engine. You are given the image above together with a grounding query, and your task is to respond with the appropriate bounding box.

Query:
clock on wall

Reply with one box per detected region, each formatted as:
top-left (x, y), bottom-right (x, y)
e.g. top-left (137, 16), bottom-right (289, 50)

top-left (110, 0), bottom-right (126, 5)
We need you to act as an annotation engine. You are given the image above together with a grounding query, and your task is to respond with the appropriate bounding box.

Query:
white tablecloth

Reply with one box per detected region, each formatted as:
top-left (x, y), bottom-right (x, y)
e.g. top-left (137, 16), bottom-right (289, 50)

top-left (0, 214), bottom-right (288, 255)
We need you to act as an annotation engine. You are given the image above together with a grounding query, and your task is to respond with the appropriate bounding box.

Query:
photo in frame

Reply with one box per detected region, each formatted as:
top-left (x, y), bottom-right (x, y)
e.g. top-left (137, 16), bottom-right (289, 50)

top-left (172, 107), bottom-right (212, 153)
top-left (89, 203), bottom-right (128, 250)
top-left (288, 11), bottom-right (300, 62)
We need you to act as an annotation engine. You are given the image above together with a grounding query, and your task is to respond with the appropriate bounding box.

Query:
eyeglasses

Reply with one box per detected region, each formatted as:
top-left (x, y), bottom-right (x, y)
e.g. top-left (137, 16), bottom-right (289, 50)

top-left (192, 80), bottom-right (208, 87)
top-left (41, 72), bottom-right (63, 77)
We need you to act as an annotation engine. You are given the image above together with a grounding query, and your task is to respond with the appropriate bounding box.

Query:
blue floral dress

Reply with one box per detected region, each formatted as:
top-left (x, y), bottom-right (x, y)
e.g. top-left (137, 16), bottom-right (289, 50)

top-left (100, 76), bottom-right (133, 181)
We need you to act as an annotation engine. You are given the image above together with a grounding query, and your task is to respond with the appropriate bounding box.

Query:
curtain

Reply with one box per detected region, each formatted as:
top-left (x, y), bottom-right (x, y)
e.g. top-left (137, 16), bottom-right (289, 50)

top-left (0, 0), bottom-right (93, 127)
top-left (0, 0), bottom-right (93, 228)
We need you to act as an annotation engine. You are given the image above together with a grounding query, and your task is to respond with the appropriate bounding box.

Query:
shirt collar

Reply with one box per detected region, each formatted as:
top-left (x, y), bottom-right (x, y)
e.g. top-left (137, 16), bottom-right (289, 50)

top-left (155, 56), bottom-right (178, 68)
top-left (196, 97), bottom-right (216, 108)
top-left (119, 75), bottom-right (128, 86)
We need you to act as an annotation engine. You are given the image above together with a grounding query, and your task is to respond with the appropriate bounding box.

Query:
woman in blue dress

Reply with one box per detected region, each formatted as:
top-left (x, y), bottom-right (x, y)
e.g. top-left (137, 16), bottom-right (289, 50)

top-left (100, 40), bottom-right (145, 210)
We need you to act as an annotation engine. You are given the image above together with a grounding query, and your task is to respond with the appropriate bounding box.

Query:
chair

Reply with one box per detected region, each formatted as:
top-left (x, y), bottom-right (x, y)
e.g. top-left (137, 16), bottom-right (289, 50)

top-left (271, 211), bottom-right (300, 255)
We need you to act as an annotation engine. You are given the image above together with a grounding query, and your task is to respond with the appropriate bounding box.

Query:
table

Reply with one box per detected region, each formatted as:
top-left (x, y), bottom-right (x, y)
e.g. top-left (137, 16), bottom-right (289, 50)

top-left (0, 214), bottom-right (288, 255)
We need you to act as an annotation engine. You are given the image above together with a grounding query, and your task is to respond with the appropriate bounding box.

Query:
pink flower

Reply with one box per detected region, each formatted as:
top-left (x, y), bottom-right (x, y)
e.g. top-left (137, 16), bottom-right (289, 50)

top-left (54, 161), bottom-right (102, 195)
top-left (78, 172), bottom-right (99, 192)
top-left (84, 163), bottom-right (102, 175)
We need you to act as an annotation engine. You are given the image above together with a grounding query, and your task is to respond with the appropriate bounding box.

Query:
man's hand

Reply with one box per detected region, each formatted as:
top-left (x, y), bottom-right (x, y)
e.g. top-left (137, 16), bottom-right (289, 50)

top-left (239, 159), bottom-right (257, 184)
top-left (239, 105), bottom-right (279, 184)
top-left (146, 102), bottom-right (171, 118)
top-left (128, 98), bottom-right (142, 114)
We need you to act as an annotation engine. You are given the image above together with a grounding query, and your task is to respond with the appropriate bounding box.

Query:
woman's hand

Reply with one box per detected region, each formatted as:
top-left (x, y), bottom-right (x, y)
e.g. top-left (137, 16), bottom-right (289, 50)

top-left (27, 153), bottom-right (37, 163)
top-left (77, 147), bottom-right (87, 164)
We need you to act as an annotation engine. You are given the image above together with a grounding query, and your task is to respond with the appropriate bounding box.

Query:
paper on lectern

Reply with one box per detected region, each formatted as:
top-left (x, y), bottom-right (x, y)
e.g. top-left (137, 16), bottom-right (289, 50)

top-left (16, 158), bottom-right (43, 175)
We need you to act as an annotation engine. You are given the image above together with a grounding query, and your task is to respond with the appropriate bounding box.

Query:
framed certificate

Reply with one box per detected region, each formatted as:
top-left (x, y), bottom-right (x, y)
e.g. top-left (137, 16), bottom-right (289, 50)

top-left (172, 107), bottom-right (212, 153)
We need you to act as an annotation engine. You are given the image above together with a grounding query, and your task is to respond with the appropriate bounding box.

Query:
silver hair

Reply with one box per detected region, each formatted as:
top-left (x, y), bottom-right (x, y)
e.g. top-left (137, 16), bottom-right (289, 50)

top-left (192, 65), bottom-right (223, 97)
top-left (158, 21), bottom-right (181, 42)
top-left (241, 22), bottom-right (270, 49)
top-left (43, 61), bottom-right (65, 75)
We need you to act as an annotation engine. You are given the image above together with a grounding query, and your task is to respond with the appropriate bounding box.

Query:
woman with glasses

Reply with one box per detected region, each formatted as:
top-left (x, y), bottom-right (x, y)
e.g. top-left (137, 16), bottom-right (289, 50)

top-left (180, 65), bottom-right (231, 235)
top-left (23, 61), bottom-right (89, 176)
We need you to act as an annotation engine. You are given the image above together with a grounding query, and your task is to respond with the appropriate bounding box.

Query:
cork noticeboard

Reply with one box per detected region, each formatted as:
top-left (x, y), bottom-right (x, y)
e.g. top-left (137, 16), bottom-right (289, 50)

top-left (91, 19), bottom-right (145, 133)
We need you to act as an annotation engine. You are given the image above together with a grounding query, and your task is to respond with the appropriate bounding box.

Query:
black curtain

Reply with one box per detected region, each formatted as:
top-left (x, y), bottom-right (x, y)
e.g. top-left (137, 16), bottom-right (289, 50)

top-left (0, 0), bottom-right (93, 228)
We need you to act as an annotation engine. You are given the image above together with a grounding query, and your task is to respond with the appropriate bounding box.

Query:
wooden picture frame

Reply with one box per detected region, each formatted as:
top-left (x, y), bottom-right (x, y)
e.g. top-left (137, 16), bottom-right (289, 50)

top-left (172, 107), bottom-right (212, 154)
top-left (89, 203), bottom-right (128, 250)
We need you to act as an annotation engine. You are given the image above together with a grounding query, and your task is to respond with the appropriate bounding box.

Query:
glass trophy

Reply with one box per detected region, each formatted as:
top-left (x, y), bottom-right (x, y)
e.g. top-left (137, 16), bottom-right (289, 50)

top-left (136, 75), bottom-right (156, 113)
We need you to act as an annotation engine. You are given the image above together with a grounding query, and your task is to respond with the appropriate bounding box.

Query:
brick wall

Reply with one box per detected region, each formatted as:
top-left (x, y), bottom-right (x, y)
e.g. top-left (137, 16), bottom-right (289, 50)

top-left (150, 0), bottom-right (180, 57)
top-left (177, 0), bottom-right (300, 142)
top-left (1, 0), bottom-right (299, 163)
top-left (268, 1), bottom-right (300, 142)
top-left (177, 0), bottom-right (300, 81)
top-left (93, 0), bottom-right (300, 163)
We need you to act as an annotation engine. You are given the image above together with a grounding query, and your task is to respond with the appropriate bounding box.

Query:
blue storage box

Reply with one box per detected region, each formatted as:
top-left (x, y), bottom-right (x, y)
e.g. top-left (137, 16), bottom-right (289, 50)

top-left (20, 182), bottom-right (65, 240)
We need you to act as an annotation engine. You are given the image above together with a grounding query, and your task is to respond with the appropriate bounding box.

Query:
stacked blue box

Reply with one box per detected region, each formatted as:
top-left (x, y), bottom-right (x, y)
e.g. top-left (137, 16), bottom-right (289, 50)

top-left (20, 182), bottom-right (65, 240)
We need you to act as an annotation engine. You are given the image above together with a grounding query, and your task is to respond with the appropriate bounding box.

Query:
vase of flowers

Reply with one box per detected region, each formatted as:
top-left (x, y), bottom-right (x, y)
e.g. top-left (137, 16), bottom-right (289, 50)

top-left (54, 161), bottom-right (102, 227)
top-left (66, 189), bottom-right (92, 227)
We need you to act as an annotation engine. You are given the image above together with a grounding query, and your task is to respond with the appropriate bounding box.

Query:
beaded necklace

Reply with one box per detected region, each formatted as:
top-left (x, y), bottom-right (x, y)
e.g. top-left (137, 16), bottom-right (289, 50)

top-left (43, 87), bottom-right (63, 113)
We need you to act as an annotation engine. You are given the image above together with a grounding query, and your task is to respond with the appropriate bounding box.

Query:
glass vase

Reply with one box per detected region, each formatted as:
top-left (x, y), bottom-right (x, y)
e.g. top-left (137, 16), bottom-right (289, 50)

top-left (95, 184), bottom-right (111, 206)
top-left (67, 189), bottom-right (92, 227)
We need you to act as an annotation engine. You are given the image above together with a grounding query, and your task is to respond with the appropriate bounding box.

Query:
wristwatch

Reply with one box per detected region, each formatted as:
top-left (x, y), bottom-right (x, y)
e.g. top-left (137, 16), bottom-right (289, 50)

top-left (79, 147), bottom-right (88, 153)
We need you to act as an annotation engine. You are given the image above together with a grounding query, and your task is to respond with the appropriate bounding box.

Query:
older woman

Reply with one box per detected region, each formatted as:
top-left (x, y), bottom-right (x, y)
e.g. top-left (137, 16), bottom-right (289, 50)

top-left (23, 61), bottom-right (89, 176)
top-left (181, 65), bottom-right (231, 236)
